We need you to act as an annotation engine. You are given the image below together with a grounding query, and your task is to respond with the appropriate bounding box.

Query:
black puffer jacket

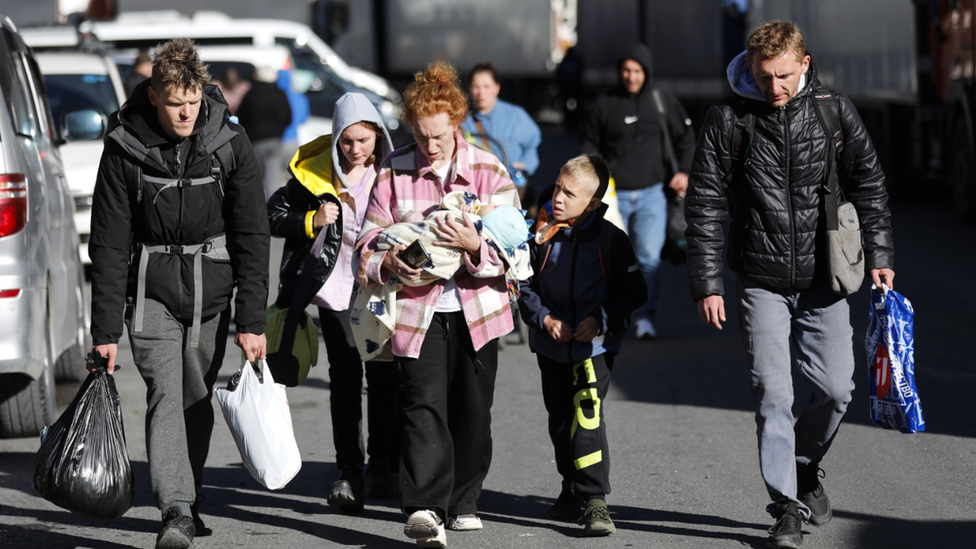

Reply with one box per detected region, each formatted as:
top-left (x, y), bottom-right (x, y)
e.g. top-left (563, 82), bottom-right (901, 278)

top-left (685, 55), bottom-right (894, 300)
top-left (90, 80), bottom-right (270, 344)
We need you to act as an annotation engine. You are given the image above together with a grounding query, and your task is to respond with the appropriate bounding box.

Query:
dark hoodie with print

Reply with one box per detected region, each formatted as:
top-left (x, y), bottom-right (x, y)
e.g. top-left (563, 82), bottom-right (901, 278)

top-left (579, 44), bottom-right (696, 191)
top-left (89, 79), bottom-right (270, 345)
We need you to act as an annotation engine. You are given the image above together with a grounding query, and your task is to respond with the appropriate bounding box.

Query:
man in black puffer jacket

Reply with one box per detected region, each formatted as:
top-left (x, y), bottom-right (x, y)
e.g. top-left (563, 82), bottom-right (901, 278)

top-left (89, 39), bottom-right (269, 549)
top-left (685, 21), bottom-right (894, 549)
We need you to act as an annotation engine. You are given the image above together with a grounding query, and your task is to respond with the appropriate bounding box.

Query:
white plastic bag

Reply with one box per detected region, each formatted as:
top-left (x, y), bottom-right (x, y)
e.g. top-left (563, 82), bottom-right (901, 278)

top-left (216, 359), bottom-right (302, 489)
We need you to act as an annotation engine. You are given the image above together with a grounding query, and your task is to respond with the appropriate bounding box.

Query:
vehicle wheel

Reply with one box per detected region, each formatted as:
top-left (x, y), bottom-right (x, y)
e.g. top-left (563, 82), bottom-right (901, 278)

top-left (54, 346), bottom-right (85, 382)
top-left (950, 123), bottom-right (976, 222)
top-left (0, 366), bottom-right (57, 438)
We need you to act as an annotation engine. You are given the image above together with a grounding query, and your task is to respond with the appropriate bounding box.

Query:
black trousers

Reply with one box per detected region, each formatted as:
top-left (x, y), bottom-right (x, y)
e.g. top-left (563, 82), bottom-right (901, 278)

top-left (319, 306), bottom-right (400, 472)
top-left (538, 352), bottom-right (614, 500)
top-left (399, 311), bottom-right (499, 519)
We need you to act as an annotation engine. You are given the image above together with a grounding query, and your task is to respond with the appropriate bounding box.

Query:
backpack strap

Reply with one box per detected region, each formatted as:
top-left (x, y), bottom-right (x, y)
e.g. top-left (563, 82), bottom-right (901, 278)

top-left (212, 140), bottom-right (235, 198)
top-left (122, 157), bottom-right (143, 205)
top-left (133, 234), bottom-right (230, 348)
top-left (729, 97), bottom-right (755, 170)
top-left (810, 87), bottom-right (845, 230)
top-left (651, 88), bottom-right (680, 176)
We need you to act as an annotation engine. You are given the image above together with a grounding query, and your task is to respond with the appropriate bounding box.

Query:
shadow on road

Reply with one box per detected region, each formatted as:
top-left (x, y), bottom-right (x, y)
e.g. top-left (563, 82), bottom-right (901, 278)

top-left (609, 196), bottom-right (976, 440)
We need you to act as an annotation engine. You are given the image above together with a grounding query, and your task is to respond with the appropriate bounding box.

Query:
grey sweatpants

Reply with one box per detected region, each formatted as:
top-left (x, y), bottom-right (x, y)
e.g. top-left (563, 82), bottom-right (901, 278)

top-left (736, 277), bottom-right (855, 517)
top-left (125, 298), bottom-right (231, 518)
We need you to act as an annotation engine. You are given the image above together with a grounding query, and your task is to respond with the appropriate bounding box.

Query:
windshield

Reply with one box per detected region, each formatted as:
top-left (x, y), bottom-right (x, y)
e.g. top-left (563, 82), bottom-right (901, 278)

top-left (43, 74), bottom-right (119, 136)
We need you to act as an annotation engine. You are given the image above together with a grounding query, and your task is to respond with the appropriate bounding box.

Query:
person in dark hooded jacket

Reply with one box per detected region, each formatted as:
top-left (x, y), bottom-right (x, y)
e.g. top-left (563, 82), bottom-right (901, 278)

top-left (685, 21), bottom-right (895, 549)
top-left (88, 39), bottom-right (270, 549)
top-left (518, 155), bottom-right (647, 536)
top-left (267, 92), bottom-right (399, 513)
top-left (579, 44), bottom-right (695, 341)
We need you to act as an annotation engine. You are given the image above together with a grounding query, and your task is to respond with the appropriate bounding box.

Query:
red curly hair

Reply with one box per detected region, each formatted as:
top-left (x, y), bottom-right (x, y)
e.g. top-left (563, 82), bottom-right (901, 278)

top-left (401, 60), bottom-right (468, 127)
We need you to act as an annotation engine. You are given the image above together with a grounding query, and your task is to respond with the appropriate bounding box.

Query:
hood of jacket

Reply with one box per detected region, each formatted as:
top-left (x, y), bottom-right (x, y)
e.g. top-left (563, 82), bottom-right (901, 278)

top-left (726, 49), bottom-right (814, 104)
top-left (109, 79), bottom-right (236, 174)
top-left (107, 78), bottom-right (237, 173)
top-left (617, 43), bottom-right (654, 97)
top-left (330, 92), bottom-right (394, 188)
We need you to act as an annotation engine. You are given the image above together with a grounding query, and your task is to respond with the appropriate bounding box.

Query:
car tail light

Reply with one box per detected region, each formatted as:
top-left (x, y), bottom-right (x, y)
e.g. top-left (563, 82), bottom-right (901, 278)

top-left (0, 289), bottom-right (21, 298)
top-left (0, 174), bottom-right (28, 237)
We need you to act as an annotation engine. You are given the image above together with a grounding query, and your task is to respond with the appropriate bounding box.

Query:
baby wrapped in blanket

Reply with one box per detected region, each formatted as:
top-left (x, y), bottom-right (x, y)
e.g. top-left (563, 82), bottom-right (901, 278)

top-left (351, 191), bottom-right (532, 360)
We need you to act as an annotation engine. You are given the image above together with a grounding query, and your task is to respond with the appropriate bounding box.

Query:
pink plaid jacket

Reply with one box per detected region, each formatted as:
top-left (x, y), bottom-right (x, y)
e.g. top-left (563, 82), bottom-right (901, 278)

top-left (355, 132), bottom-right (520, 358)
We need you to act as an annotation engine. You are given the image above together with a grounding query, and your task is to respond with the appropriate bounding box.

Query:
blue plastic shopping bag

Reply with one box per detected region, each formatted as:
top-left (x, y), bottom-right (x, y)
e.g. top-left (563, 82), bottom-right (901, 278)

top-left (865, 285), bottom-right (924, 433)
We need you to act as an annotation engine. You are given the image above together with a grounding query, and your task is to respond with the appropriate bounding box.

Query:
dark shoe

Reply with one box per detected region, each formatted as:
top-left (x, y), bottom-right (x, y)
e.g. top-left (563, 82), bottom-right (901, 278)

top-left (328, 467), bottom-right (364, 513)
top-left (156, 508), bottom-right (195, 549)
top-left (767, 501), bottom-right (803, 549)
top-left (365, 460), bottom-right (396, 499)
top-left (549, 483), bottom-right (582, 521)
top-left (797, 463), bottom-right (832, 526)
top-left (190, 495), bottom-right (212, 537)
top-left (579, 499), bottom-right (615, 536)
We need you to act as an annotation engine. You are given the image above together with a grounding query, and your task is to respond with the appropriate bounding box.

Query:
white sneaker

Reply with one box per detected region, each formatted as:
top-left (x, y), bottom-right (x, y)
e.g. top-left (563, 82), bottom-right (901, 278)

top-left (447, 514), bottom-right (482, 531)
top-left (416, 528), bottom-right (447, 548)
top-left (636, 318), bottom-right (657, 341)
top-left (405, 510), bottom-right (446, 547)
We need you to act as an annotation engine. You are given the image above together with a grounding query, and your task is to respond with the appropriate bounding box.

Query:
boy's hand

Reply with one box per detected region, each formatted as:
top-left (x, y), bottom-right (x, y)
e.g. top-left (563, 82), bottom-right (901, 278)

top-left (573, 316), bottom-right (601, 342)
top-left (543, 314), bottom-right (572, 343)
top-left (458, 204), bottom-right (474, 214)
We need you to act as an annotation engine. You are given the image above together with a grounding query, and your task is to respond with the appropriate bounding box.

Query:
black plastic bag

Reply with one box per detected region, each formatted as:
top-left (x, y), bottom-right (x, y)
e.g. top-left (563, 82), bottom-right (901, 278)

top-left (33, 350), bottom-right (134, 519)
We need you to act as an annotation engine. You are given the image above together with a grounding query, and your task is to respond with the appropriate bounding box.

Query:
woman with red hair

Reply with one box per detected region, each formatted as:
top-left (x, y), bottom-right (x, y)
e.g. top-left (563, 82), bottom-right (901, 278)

top-left (356, 60), bottom-right (521, 548)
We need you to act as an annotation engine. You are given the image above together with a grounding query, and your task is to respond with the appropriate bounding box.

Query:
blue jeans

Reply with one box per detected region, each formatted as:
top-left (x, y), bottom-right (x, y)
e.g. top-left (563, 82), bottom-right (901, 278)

top-left (736, 277), bottom-right (855, 518)
top-left (615, 184), bottom-right (666, 321)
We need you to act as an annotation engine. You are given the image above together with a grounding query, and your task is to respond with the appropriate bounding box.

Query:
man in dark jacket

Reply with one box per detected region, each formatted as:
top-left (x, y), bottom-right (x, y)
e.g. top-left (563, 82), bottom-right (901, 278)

top-left (89, 39), bottom-right (270, 549)
top-left (685, 21), bottom-right (895, 549)
top-left (579, 44), bottom-right (695, 340)
top-left (236, 64), bottom-right (292, 199)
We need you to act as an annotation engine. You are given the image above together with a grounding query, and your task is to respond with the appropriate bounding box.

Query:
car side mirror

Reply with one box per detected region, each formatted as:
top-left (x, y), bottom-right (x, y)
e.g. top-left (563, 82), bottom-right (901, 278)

top-left (62, 109), bottom-right (106, 143)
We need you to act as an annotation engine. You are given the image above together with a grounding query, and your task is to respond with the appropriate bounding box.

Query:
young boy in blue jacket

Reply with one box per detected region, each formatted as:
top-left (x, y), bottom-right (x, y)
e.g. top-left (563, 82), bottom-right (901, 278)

top-left (518, 155), bottom-right (647, 536)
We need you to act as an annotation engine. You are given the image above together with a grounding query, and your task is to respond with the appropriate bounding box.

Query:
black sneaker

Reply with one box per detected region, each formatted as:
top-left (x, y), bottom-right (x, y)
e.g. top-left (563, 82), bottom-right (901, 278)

top-left (579, 499), bottom-right (616, 536)
top-left (156, 508), bottom-right (195, 549)
top-left (190, 495), bottom-right (212, 537)
top-left (797, 463), bottom-right (832, 526)
top-left (767, 501), bottom-right (803, 549)
top-left (365, 460), bottom-right (396, 499)
top-left (548, 481), bottom-right (582, 521)
top-left (328, 467), bottom-right (364, 513)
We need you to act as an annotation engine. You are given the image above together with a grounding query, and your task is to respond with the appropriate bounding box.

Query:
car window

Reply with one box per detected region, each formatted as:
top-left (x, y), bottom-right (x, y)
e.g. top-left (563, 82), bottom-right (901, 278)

top-left (0, 29), bottom-right (41, 138)
top-left (207, 61), bottom-right (257, 83)
top-left (274, 38), bottom-right (347, 94)
top-left (25, 55), bottom-right (57, 142)
top-left (44, 74), bottom-right (120, 136)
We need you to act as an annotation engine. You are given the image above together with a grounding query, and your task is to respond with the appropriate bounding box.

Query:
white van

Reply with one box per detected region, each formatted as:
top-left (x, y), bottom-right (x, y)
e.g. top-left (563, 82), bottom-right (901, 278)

top-left (35, 51), bottom-right (127, 265)
top-left (80, 10), bottom-right (400, 105)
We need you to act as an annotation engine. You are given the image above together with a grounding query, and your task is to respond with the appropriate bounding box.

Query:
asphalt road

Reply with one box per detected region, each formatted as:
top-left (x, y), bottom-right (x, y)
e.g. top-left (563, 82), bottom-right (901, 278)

top-left (1, 126), bottom-right (975, 548)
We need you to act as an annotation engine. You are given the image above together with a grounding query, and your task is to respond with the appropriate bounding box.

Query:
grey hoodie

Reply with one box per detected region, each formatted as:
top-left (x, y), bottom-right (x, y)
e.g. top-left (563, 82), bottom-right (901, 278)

top-left (331, 92), bottom-right (394, 187)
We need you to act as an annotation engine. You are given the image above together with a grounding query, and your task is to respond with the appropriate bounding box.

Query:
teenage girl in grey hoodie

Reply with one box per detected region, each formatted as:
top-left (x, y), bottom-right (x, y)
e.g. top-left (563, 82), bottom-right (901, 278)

top-left (267, 93), bottom-right (397, 511)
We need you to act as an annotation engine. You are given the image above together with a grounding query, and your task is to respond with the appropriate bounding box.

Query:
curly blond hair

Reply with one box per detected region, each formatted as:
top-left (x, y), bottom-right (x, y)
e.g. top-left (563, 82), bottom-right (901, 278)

top-left (401, 60), bottom-right (468, 127)
top-left (746, 20), bottom-right (806, 64)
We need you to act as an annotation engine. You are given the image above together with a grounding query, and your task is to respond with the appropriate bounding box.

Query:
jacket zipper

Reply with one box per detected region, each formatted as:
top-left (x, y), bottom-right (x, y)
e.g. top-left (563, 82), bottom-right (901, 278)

top-left (567, 233), bottom-right (580, 363)
top-left (782, 106), bottom-right (796, 286)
